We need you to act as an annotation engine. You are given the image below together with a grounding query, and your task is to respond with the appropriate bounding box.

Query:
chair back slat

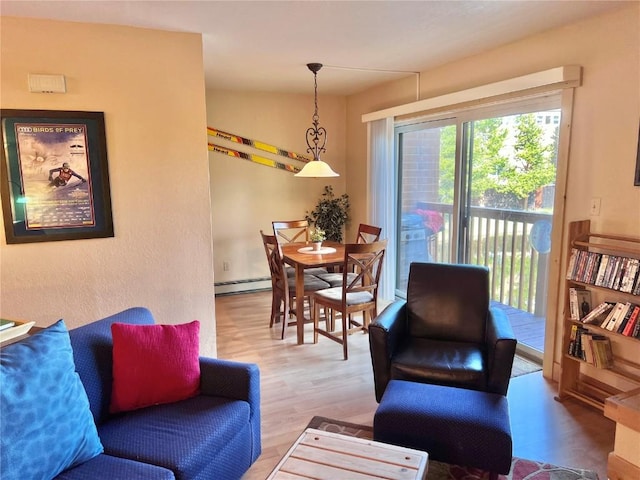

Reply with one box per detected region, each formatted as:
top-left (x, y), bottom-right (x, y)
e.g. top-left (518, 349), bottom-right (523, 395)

top-left (272, 220), bottom-right (310, 245)
top-left (260, 231), bottom-right (287, 293)
top-left (343, 240), bottom-right (387, 300)
top-left (260, 230), bottom-right (293, 339)
top-left (356, 223), bottom-right (382, 244)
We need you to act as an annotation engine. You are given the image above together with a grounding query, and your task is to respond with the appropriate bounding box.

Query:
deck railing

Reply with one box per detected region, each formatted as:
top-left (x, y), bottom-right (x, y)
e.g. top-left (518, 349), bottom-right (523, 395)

top-left (401, 203), bottom-right (552, 316)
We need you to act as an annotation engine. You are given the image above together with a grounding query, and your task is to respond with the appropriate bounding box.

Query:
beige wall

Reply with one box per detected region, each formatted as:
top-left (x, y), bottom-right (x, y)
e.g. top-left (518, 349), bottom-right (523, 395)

top-left (8, 5), bottom-right (634, 366)
top-left (346, 5), bottom-right (640, 380)
top-left (0, 18), bottom-right (217, 355)
top-left (206, 90), bottom-right (346, 292)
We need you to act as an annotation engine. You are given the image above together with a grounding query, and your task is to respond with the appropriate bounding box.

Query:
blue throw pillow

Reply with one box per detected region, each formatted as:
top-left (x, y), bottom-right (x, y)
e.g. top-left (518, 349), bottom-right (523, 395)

top-left (1, 319), bottom-right (103, 479)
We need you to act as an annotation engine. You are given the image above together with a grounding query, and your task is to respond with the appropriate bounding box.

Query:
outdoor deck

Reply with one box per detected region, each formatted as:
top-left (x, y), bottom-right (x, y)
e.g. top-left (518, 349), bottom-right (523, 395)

top-left (492, 301), bottom-right (545, 353)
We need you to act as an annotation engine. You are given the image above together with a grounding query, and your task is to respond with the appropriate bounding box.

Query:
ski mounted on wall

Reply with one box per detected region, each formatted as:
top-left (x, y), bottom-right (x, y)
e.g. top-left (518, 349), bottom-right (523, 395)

top-left (208, 143), bottom-right (301, 174)
top-left (207, 127), bottom-right (311, 163)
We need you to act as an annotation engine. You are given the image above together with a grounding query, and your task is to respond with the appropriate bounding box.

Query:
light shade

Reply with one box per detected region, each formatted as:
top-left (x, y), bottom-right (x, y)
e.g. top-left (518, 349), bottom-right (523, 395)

top-left (294, 160), bottom-right (339, 177)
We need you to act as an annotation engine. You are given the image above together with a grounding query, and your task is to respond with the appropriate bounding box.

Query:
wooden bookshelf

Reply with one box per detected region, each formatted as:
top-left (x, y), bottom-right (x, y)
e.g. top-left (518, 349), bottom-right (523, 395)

top-left (556, 220), bottom-right (640, 411)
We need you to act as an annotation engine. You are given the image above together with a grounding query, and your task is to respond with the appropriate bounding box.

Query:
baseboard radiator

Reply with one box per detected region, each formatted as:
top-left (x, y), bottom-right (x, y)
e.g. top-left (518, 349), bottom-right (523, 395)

top-left (214, 277), bottom-right (271, 296)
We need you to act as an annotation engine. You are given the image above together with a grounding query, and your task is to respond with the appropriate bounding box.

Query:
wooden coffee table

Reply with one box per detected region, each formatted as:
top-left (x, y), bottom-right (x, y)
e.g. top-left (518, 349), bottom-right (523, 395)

top-left (266, 428), bottom-right (428, 480)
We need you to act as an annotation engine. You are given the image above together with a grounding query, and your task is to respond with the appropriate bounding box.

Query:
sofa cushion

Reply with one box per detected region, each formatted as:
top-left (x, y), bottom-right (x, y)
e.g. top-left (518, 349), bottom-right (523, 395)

top-left (110, 320), bottom-right (201, 413)
top-left (55, 454), bottom-right (175, 480)
top-left (0, 320), bottom-right (103, 480)
top-left (99, 395), bottom-right (254, 480)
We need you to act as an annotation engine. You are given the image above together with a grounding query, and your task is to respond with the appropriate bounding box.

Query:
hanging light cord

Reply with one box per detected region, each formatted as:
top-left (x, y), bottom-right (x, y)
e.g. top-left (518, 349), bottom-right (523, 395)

top-left (306, 63), bottom-right (327, 161)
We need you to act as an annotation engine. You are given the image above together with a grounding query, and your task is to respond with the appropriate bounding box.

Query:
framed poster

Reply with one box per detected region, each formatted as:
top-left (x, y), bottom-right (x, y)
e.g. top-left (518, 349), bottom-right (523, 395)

top-left (635, 122), bottom-right (640, 186)
top-left (1, 110), bottom-right (113, 243)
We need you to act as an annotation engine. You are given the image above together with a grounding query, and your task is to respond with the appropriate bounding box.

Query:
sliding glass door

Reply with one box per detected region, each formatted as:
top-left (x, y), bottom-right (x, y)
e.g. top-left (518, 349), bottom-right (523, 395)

top-left (395, 96), bottom-right (561, 354)
top-left (396, 119), bottom-right (456, 286)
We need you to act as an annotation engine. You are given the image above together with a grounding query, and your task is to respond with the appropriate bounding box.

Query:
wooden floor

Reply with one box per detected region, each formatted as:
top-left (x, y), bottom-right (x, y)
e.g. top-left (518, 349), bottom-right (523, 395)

top-left (215, 291), bottom-right (614, 480)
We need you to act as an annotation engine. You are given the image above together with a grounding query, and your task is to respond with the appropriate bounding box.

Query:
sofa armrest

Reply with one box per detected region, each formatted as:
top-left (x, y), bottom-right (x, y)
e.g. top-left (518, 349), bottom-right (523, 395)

top-left (368, 300), bottom-right (408, 402)
top-left (485, 307), bottom-right (517, 396)
top-left (199, 357), bottom-right (261, 462)
top-left (199, 357), bottom-right (260, 401)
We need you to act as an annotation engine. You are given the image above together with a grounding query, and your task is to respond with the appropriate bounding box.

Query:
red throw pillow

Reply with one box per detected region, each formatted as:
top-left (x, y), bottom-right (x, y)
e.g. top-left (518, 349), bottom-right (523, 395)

top-left (110, 321), bottom-right (201, 413)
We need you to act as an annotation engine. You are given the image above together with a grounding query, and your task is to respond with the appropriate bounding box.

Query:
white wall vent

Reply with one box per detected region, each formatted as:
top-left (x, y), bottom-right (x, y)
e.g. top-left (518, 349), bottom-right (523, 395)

top-left (28, 74), bottom-right (66, 93)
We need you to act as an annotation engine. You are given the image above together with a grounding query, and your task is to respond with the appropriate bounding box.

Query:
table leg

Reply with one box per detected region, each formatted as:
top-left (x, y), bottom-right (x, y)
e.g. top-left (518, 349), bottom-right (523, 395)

top-left (296, 264), bottom-right (305, 345)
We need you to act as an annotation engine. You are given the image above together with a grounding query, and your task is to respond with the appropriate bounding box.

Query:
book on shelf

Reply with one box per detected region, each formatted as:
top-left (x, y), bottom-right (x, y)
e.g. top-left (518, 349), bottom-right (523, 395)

top-left (588, 253), bottom-right (601, 284)
top-left (569, 287), bottom-right (592, 321)
top-left (609, 257), bottom-right (622, 290)
top-left (613, 302), bottom-right (632, 332)
top-left (0, 320), bottom-right (36, 343)
top-left (568, 324), bottom-right (584, 358)
top-left (591, 335), bottom-right (614, 369)
top-left (622, 305), bottom-right (640, 336)
top-left (633, 314), bottom-right (640, 338)
top-left (566, 248), bottom-right (579, 280)
top-left (574, 329), bottom-right (613, 369)
top-left (599, 303), bottom-right (619, 329)
top-left (612, 257), bottom-right (629, 291)
top-left (0, 319), bottom-right (16, 331)
top-left (603, 255), bottom-right (617, 288)
top-left (634, 271), bottom-right (640, 295)
top-left (566, 248), bottom-right (640, 294)
top-left (602, 302), bottom-right (629, 331)
top-left (572, 250), bottom-right (589, 282)
top-left (574, 325), bottom-right (590, 361)
top-left (568, 287), bottom-right (579, 320)
top-left (620, 258), bottom-right (639, 293)
top-left (594, 254), bottom-right (609, 286)
top-left (580, 301), bottom-right (614, 325)
top-left (616, 302), bottom-right (638, 334)
top-left (580, 331), bottom-right (595, 364)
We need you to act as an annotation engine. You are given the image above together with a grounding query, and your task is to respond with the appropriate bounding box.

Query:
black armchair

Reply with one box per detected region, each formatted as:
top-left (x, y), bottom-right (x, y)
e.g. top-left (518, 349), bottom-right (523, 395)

top-left (369, 262), bottom-right (517, 402)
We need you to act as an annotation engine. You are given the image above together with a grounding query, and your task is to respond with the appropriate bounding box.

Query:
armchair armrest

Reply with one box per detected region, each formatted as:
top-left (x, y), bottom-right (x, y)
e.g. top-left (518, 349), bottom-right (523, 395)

top-left (485, 307), bottom-right (517, 396)
top-left (199, 357), bottom-right (261, 461)
top-left (369, 300), bottom-right (408, 402)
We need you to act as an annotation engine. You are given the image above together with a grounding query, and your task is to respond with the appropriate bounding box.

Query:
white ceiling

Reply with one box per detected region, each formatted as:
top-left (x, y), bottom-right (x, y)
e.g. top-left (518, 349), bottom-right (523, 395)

top-left (1, 1), bottom-right (632, 95)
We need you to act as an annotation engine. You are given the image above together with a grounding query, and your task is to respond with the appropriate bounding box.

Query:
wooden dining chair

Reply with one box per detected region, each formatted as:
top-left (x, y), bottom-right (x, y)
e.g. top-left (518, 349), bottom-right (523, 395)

top-left (272, 220), bottom-right (328, 276)
top-left (260, 231), bottom-right (330, 339)
top-left (312, 240), bottom-right (387, 359)
top-left (272, 220), bottom-right (310, 244)
top-left (315, 223), bottom-right (382, 287)
top-left (356, 223), bottom-right (382, 244)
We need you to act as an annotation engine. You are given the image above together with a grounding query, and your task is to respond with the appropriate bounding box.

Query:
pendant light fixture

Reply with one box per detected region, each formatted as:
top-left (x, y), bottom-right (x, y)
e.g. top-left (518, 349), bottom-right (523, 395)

top-left (295, 63), bottom-right (339, 177)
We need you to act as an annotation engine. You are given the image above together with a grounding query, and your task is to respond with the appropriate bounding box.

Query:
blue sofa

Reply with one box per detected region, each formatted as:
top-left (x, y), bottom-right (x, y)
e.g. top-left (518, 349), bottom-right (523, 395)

top-left (57, 307), bottom-right (261, 480)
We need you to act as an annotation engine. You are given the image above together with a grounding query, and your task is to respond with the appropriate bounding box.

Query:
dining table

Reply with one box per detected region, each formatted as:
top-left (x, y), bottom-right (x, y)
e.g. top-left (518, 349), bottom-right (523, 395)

top-left (280, 241), bottom-right (345, 345)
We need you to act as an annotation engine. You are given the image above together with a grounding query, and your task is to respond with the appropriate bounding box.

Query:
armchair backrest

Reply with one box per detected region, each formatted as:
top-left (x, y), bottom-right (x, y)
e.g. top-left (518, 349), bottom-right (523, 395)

top-left (406, 262), bottom-right (489, 343)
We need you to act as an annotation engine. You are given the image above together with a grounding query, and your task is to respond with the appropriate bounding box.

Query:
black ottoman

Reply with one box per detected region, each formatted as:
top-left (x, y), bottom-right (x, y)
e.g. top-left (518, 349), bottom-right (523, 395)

top-left (374, 380), bottom-right (512, 477)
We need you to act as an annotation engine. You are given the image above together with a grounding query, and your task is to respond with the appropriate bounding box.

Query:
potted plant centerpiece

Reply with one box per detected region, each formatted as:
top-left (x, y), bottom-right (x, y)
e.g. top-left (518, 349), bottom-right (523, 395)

top-left (310, 228), bottom-right (326, 251)
top-left (306, 185), bottom-right (350, 243)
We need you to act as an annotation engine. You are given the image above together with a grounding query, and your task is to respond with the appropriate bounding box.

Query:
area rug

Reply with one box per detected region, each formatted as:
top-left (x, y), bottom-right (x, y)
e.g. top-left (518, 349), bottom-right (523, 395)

top-left (511, 355), bottom-right (542, 378)
top-left (307, 417), bottom-right (598, 480)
